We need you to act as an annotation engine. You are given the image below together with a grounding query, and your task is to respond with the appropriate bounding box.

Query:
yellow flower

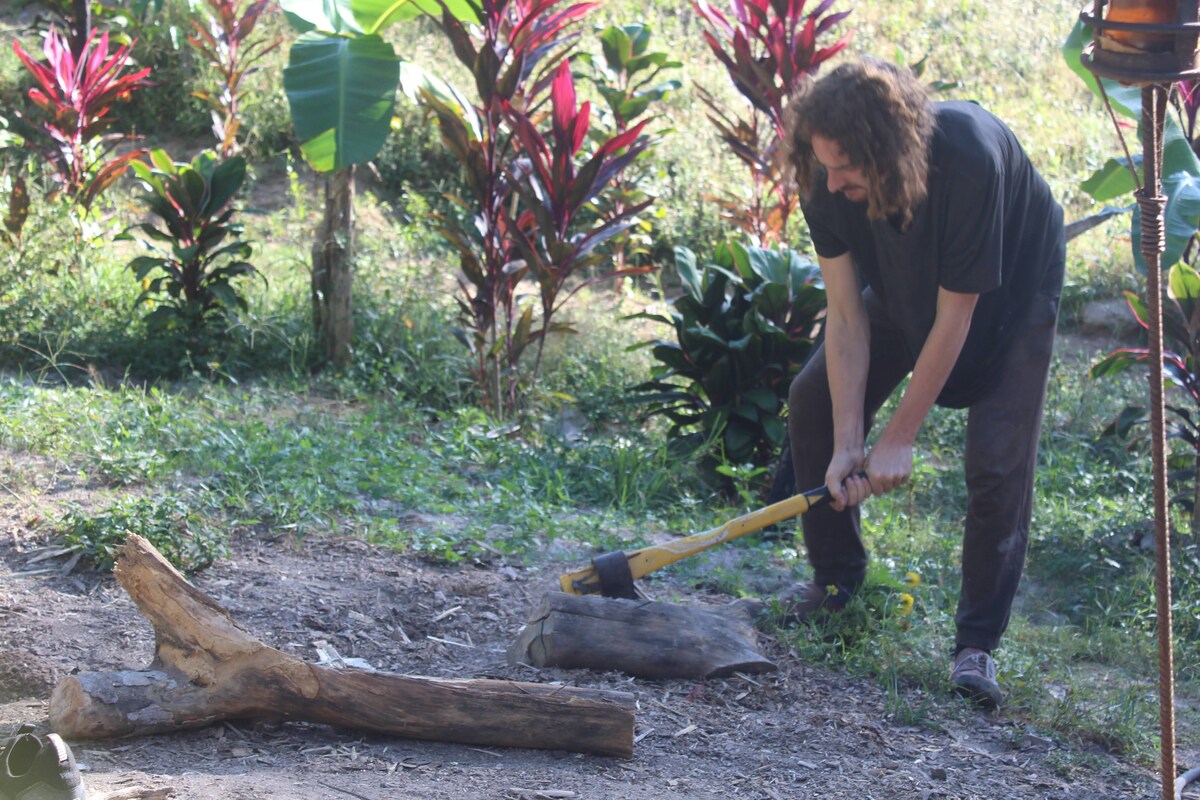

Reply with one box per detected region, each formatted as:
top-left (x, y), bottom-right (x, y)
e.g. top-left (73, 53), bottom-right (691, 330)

top-left (898, 593), bottom-right (915, 615)
top-left (904, 570), bottom-right (922, 589)
top-left (825, 584), bottom-right (840, 597)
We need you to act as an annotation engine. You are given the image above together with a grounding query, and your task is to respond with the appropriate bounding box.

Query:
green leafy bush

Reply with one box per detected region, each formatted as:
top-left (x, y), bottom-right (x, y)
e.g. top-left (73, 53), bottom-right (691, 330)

top-left (630, 241), bottom-right (825, 491)
top-left (121, 148), bottom-right (262, 339)
top-left (1092, 262), bottom-right (1200, 533)
top-left (60, 496), bottom-right (226, 573)
top-left (575, 23), bottom-right (681, 272)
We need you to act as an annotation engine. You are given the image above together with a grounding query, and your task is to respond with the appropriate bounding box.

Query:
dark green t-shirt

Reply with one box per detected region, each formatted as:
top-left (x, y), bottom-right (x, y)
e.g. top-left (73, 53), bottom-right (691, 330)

top-left (800, 101), bottom-right (1065, 407)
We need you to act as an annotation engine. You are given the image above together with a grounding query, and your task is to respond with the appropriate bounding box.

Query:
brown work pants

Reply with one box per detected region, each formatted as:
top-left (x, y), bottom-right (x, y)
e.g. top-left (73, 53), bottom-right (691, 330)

top-left (787, 286), bottom-right (1061, 653)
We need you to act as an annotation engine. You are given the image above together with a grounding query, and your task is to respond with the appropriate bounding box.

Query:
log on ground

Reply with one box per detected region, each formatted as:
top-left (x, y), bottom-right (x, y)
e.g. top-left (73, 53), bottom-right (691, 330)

top-left (49, 535), bottom-right (636, 758)
top-left (508, 592), bottom-right (777, 679)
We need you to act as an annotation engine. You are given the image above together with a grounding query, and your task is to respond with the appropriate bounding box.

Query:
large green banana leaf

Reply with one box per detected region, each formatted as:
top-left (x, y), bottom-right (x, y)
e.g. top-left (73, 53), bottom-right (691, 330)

top-left (280, 0), bottom-right (475, 173)
top-left (280, 0), bottom-right (477, 36)
top-left (283, 33), bottom-right (400, 172)
top-left (1064, 20), bottom-right (1200, 272)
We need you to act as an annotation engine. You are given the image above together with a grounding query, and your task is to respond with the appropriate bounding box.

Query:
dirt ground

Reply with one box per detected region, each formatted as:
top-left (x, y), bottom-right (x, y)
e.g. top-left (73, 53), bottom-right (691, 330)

top-left (0, 450), bottom-right (1171, 800)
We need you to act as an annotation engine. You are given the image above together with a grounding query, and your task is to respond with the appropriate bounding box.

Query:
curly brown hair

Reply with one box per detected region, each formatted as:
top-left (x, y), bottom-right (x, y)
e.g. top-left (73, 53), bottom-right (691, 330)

top-left (783, 59), bottom-right (934, 229)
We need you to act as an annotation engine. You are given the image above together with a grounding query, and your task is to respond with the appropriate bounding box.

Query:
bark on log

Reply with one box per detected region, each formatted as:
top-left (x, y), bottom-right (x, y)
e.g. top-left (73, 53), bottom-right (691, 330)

top-left (508, 592), bottom-right (777, 680)
top-left (49, 536), bottom-right (636, 758)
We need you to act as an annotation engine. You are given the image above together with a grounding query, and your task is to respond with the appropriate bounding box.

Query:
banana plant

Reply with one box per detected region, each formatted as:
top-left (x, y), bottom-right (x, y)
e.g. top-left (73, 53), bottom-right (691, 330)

top-left (278, 0), bottom-right (474, 366)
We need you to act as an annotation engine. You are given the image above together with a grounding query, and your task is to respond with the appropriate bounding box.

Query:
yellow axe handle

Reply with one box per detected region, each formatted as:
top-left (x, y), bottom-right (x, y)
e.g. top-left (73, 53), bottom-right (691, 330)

top-left (560, 483), bottom-right (832, 595)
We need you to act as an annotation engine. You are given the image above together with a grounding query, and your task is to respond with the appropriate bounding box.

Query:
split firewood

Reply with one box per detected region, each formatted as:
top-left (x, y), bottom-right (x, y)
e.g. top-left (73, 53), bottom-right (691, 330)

top-left (508, 592), bottom-right (777, 679)
top-left (49, 536), bottom-right (636, 758)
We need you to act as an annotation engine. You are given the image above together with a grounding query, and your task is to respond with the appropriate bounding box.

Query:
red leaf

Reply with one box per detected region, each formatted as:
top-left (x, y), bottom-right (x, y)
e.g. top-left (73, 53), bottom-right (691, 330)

top-left (550, 60), bottom-right (575, 144)
top-left (572, 100), bottom-right (590, 155)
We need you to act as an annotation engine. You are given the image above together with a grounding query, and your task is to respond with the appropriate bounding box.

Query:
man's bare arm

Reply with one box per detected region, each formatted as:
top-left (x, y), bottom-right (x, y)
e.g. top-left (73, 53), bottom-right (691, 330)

top-left (816, 252), bottom-right (870, 509)
top-left (865, 287), bottom-right (978, 495)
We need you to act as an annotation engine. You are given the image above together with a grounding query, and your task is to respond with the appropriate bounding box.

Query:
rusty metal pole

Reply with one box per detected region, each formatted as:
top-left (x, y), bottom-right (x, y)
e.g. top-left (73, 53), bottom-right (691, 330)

top-left (1137, 81), bottom-right (1177, 800)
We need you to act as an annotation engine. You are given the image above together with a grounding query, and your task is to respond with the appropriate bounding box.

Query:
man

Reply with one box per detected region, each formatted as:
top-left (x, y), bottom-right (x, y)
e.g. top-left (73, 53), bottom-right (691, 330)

top-left (781, 59), bottom-right (1065, 707)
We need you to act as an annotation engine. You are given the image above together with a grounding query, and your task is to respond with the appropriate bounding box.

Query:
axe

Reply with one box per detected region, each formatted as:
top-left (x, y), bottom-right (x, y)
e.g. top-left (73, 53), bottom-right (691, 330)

top-left (560, 482), bottom-right (836, 598)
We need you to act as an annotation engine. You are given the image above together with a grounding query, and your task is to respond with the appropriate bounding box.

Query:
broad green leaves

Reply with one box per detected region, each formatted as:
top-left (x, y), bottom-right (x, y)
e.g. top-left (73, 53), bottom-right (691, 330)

top-left (280, 0), bottom-right (473, 172)
top-left (1064, 19), bottom-right (1200, 272)
top-left (280, 0), bottom-right (476, 36)
top-left (632, 242), bottom-right (825, 483)
top-left (283, 33), bottom-right (400, 171)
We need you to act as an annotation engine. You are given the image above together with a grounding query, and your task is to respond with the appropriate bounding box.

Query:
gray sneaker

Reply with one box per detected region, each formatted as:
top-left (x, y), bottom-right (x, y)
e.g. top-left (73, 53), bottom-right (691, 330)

top-left (0, 725), bottom-right (88, 800)
top-left (951, 648), bottom-right (1003, 709)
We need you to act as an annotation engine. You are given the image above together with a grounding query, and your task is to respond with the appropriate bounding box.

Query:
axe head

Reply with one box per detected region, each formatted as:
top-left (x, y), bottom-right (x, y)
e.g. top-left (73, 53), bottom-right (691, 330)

top-left (589, 550), bottom-right (641, 599)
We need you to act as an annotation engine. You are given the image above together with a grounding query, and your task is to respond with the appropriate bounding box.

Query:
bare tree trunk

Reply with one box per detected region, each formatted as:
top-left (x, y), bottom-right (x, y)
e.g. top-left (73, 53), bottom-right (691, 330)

top-left (49, 536), bottom-right (637, 758)
top-left (68, 0), bottom-right (90, 58)
top-left (312, 167), bottom-right (355, 368)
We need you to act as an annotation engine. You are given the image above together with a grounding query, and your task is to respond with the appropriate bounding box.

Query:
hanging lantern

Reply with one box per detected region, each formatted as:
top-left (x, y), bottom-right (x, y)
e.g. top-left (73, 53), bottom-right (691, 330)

top-left (1081, 0), bottom-right (1200, 82)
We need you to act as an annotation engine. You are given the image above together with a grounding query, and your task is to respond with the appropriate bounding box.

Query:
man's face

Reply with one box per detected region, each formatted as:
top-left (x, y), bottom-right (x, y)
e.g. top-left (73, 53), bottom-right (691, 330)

top-left (811, 134), bottom-right (869, 203)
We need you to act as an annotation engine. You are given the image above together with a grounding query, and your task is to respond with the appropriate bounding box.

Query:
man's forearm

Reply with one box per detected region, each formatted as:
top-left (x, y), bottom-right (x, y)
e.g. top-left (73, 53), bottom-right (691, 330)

top-left (882, 289), bottom-right (977, 445)
top-left (826, 310), bottom-right (870, 452)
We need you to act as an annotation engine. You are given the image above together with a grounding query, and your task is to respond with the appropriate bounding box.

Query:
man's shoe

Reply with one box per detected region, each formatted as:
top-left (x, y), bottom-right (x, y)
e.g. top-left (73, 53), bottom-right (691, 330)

top-left (777, 581), bottom-right (849, 625)
top-left (951, 648), bottom-right (1003, 709)
top-left (0, 726), bottom-right (88, 800)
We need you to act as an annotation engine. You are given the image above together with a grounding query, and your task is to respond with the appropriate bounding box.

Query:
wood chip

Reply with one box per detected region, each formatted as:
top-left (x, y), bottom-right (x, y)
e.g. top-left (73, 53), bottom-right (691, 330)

top-left (633, 728), bottom-right (655, 744)
top-left (431, 605), bottom-right (462, 623)
top-left (426, 635), bottom-right (473, 649)
top-left (466, 747), bottom-right (503, 758)
top-left (93, 789), bottom-right (175, 800)
top-left (672, 724), bottom-right (697, 738)
top-left (26, 546), bottom-right (74, 565)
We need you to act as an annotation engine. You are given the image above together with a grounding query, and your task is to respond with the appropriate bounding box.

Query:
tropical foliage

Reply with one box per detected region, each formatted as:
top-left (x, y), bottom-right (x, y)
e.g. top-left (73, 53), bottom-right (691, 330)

top-left (9, 28), bottom-right (151, 212)
top-left (422, 0), bottom-right (654, 415)
top-left (188, 0), bottom-right (283, 157)
top-left (694, 0), bottom-right (850, 244)
top-left (1067, 22), bottom-right (1200, 533)
top-left (630, 242), bottom-right (825, 492)
top-left (575, 23), bottom-right (681, 271)
top-left (120, 149), bottom-right (260, 338)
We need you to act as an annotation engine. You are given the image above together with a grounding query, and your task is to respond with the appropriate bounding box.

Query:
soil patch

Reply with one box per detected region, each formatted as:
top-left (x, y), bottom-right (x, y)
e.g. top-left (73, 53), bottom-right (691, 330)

top-left (0, 451), bottom-right (1161, 800)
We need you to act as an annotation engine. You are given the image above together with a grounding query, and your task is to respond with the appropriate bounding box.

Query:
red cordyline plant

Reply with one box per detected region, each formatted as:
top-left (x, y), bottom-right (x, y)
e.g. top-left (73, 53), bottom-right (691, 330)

top-left (694, 0), bottom-right (850, 244)
top-left (189, 0), bottom-right (283, 157)
top-left (11, 29), bottom-right (151, 211)
top-left (423, 0), bottom-right (608, 415)
top-left (503, 60), bottom-right (652, 379)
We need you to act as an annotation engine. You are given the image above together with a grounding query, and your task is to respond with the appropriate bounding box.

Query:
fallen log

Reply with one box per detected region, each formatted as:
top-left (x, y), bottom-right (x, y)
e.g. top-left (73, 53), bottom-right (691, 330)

top-left (508, 592), bottom-right (776, 679)
top-left (49, 536), bottom-right (636, 758)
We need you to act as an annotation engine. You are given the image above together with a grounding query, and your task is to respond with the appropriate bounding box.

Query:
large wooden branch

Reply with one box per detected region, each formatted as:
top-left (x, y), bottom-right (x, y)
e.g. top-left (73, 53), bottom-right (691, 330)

top-left (49, 536), bottom-right (636, 758)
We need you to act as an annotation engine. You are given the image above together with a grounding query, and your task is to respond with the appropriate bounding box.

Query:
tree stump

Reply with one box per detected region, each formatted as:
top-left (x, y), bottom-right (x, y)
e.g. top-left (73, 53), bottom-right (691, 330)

top-left (49, 536), bottom-right (636, 758)
top-left (508, 592), bottom-right (777, 679)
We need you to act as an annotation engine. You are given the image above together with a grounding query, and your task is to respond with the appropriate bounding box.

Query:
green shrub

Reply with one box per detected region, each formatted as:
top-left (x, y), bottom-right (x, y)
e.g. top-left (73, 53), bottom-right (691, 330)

top-left (630, 241), bottom-right (825, 494)
top-left (60, 495), bottom-right (226, 573)
top-left (121, 149), bottom-right (262, 342)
